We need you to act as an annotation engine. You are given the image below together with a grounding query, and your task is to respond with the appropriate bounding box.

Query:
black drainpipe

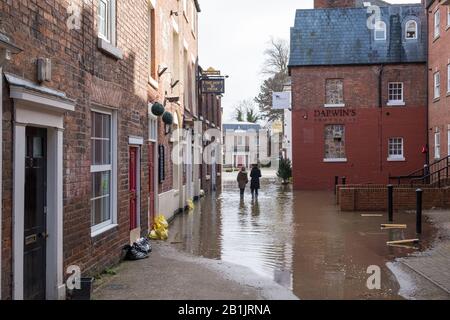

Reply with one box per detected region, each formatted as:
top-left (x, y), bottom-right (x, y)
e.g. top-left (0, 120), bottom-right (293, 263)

top-left (425, 6), bottom-right (430, 167)
top-left (378, 64), bottom-right (385, 172)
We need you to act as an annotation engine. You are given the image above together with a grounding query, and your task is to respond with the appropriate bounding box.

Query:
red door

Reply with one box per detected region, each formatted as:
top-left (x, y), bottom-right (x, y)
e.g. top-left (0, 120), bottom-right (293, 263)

top-left (129, 147), bottom-right (138, 230)
top-left (148, 143), bottom-right (155, 228)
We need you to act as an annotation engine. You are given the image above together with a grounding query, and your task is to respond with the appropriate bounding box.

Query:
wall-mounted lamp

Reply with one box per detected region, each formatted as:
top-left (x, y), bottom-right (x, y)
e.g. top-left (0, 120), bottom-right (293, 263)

top-left (158, 64), bottom-right (168, 77)
top-left (165, 96), bottom-right (179, 103)
top-left (170, 79), bottom-right (180, 89)
top-left (0, 33), bottom-right (22, 65)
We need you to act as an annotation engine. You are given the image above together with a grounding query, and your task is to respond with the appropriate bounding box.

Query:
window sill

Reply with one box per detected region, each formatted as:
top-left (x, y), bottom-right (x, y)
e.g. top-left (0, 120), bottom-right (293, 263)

top-left (324, 103), bottom-right (345, 108)
top-left (148, 76), bottom-right (159, 90)
top-left (387, 157), bottom-right (406, 162)
top-left (91, 223), bottom-right (118, 238)
top-left (323, 158), bottom-right (347, 163)
top-left (433, 35), bottom-right (440, 43)
top-left (387, 101), bottom-right (405, 106)
top-left (98, 38), bottom-right (123, 60)
top-left (433, 97), bottom-right (441, 103)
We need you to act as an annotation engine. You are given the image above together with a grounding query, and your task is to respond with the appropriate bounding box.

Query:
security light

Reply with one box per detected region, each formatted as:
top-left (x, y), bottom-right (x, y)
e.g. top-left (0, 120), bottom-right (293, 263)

top-left (158, 64), bottom-right (168, 77)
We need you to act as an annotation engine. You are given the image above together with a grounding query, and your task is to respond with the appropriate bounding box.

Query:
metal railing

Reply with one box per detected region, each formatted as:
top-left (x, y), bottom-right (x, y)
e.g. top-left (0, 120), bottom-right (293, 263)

top-left (389, 155), bottom-right (450, 187)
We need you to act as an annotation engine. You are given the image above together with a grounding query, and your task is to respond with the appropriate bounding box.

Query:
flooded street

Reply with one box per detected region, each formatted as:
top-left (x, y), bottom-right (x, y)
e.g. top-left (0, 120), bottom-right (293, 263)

top-left (169, 171), bottom-right (435, 300)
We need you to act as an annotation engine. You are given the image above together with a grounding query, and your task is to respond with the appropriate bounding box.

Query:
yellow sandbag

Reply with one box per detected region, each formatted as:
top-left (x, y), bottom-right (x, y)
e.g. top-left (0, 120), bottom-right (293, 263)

top-left (156, 228), bottom-right (169, 240)
top-left (149, 230), bottom-right (158, 240)
top-left (155, 214), bottom-right (169, 229)
top-left (187, 199), bottom-right (194, 211)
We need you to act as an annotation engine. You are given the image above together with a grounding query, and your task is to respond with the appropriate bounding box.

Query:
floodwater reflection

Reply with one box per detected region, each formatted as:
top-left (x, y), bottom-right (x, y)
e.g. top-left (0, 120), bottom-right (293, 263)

top-left (169, 172), bottom-right (433, 299)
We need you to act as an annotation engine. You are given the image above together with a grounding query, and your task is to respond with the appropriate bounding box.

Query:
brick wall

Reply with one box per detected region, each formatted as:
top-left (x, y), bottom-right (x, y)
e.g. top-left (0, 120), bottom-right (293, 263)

top-left (339, 186), bottom-right (450, 211)
top-left (428, 1), bottom-right (450, 160)
top-left (1, 0), bottom-right (154, 298)
top-left (291, 64), bottom-right (427, 190)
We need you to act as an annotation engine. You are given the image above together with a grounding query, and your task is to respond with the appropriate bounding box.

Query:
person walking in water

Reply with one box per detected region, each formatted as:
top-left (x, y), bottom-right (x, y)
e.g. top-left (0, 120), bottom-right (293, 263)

top-left (237, 167), bottom-right (249, 197)
top-left (250, 164), bottom-right (262, 199)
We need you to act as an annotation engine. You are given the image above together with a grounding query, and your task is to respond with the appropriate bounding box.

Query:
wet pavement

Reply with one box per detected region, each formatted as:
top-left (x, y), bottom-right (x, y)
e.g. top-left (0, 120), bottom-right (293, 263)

top-left (169, 171), bottom-right (436, 300)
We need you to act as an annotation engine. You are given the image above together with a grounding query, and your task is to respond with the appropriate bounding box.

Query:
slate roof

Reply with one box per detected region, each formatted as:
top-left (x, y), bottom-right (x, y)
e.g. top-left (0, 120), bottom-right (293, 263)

top-left (223, 122), bottom-right (261, 132)
top-left (289, 4), bottom-right (427, 67)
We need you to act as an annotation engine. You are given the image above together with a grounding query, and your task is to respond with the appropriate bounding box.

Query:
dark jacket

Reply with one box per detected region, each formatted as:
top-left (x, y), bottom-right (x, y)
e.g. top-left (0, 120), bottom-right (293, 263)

top-left (237, 171), bottom-right (249, 189)
top-left (250, 167), bottom-right (262, 190)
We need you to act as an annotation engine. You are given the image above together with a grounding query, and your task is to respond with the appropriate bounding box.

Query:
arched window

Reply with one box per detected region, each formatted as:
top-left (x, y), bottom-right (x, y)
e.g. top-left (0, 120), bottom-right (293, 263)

top-left (405, 20), bottom-right (418, 39)
top-left (374, 21), bottom-right (387, 41)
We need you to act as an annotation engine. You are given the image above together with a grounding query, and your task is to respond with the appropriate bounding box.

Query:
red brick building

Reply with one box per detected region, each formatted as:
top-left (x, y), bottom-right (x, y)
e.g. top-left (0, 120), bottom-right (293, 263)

top-left (0, 0), bottom-right (158, 300)
top-left (198, 67), bottom-right (224, 195)
top-left (427, 0), bottom-right (450, 161)
top-left (289, 1), bottom-right (428, 190)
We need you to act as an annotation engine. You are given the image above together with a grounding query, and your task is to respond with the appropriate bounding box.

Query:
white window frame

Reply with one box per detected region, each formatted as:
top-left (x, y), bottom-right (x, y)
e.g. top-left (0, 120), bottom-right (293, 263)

top-left (434, 71), bottom-right (441, 100)
top-left (435, 130), bottom-right (441, 160)
top-left (447, 6), bottom-right (450, 28)
top-left (375, 21), bottom-right (387, 41)
top-left (405, 20), bottom-right (418, 40)
top-left (98, 0), bottom-right (116, 45)
top-left (434, 9), bottom-right (441, 39)
top-left (190, 1), bottom-right (196, 33)
top-left (388, 137), bottom-right (405, 161)
top-left (149, 111), bottom-right (158, 142)
top-left (447, 64), bottom-right (450, 94)
top-left (325, 79), bottom-right (345, 108)
top-left (448, 127), bottom-right (450, 157)
top-left (90, 107), bottom-right (118, 236)
top-left (183, 0), bottom-right (188, 19)
top-left (323, 124), bottom-right (347, 162)
top-left (387, 82), bottom-right (405, 106)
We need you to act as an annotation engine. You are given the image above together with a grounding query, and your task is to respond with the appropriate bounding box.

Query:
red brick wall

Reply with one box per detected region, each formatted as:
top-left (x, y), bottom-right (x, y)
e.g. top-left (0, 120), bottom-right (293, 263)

top-left (339, 186), bottom-right (450, 211)
top-left (1, 0), bottom-right (153, 298)
top-left (428, 1), bottom-right (450, 160)
top-left (291, 64), bottom-right (427, 190)
top-left (199, 91), bottom-right (223, 194)
top-left (314, 0), bottom-right (356, 8)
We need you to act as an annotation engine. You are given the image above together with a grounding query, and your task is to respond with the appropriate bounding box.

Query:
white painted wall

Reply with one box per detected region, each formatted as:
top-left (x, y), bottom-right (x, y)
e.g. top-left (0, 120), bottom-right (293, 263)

top-left (284, 109), bottom-right (292, 161)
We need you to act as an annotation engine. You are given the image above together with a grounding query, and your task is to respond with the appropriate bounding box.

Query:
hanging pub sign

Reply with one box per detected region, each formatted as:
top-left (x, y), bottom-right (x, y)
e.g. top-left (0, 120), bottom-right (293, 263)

top-left (200, 78), bottom-right (225, 94)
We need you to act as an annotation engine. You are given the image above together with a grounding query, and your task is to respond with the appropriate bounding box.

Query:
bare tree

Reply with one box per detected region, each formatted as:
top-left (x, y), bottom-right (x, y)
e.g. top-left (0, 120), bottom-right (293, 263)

top-left (233, 99), bottom-right (260, 123)
top-left (261, 38), bottom-right (289, 76)
top-left (255, 38), bottom-right (290, 121)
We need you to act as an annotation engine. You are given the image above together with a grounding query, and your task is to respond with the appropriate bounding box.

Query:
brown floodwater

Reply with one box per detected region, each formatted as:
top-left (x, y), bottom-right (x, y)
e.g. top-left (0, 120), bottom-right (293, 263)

top-left (169, 172), bottom-right (435, 300)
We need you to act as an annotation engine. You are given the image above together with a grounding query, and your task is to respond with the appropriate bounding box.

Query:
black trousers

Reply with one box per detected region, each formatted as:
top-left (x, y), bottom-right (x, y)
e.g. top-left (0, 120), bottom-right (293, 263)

top-left (240, 188), bottom-right (245, 196)
top-left (251, 188), bottom-right (259, 197)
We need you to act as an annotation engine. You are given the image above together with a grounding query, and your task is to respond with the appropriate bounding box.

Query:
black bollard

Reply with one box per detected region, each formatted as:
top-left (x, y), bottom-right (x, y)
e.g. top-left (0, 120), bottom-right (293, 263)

top-left (342, 176), bottom-right (346, 185)
top-left (334, 176), bottom-right (339, 194)
top-left (416, 189), bottom-right (423, 234)
top-left (388, 185), bottom-right (394, 223)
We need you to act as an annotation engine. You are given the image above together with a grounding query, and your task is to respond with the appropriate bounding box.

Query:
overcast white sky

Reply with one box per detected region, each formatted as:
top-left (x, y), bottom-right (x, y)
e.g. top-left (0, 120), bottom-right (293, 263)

top-left (198, 0), bottom-right (421, 122)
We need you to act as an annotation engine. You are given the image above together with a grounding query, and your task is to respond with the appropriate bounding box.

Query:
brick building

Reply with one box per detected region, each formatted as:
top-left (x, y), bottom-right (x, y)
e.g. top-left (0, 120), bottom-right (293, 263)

top-left (426, 0), bottom-right (450, 161)
top-left (198, 67), bottom-right (223, 194)
top-left (153, 0), bottom-right (202, 219)
top-left (0, 0), bottom-right (204, 300)
top-left (289, 1), bottom-right (428, 190)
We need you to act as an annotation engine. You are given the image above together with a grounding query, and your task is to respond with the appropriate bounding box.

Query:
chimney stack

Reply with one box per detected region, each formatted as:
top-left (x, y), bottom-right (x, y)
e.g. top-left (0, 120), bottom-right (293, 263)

top-left (314, 0), bottom-right (356, 9)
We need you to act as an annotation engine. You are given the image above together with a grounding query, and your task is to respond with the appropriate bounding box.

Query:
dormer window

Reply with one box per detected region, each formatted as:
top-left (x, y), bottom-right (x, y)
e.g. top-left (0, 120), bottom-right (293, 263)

top-left (375, 21), bottom-right (387, 41)
top-left (405, 20), bottom-right (417, 39)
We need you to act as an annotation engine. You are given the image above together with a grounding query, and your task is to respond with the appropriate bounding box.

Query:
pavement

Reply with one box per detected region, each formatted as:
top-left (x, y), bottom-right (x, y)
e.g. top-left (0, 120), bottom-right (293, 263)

top-left (93, 241), bottom-right (298, 300)
top-left (387, 209), bottom-right (450, 300)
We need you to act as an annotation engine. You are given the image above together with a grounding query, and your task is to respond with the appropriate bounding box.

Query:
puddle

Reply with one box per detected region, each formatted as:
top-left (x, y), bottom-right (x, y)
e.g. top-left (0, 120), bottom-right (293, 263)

top-left (169, 171), bottom-right (435, 299)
